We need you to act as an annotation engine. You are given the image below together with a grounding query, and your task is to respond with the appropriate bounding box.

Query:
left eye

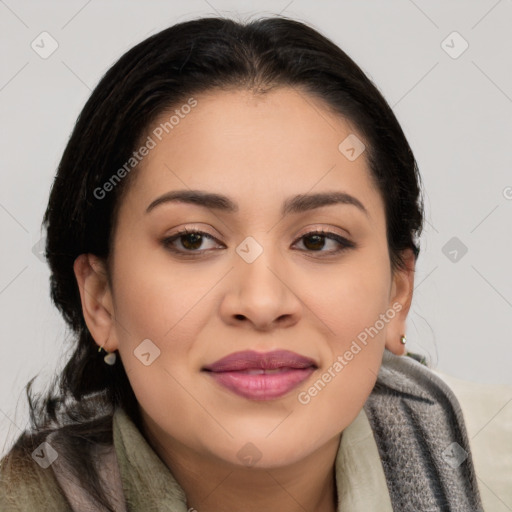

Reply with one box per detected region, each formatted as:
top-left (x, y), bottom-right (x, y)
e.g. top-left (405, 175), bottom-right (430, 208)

top-left (294, 230), bottom-right (354, 253)
top-left (161, 229), bottom-right (354, 255)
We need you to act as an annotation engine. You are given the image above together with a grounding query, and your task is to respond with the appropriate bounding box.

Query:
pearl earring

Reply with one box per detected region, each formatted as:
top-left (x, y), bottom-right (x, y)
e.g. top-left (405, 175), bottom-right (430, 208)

top-left (98, 345), bottom-right (117, 365)
top-left (400, 335), bottom-right (407, 345)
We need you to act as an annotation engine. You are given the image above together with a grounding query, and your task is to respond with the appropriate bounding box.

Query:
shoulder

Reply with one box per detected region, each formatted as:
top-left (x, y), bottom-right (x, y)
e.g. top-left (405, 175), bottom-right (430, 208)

top-left (1, 413), bottom-right (122, 512)
top-left (0, 432), bottom-right (72, 511)
top-left (431, 368), bottom-right (512, 512)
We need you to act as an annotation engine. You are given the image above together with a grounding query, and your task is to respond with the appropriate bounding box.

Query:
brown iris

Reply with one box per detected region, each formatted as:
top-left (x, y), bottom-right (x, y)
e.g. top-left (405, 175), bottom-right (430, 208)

top-left (180, 232), bottom-right (204, 250)
top-left (302, 234), bottom-right (326, 251)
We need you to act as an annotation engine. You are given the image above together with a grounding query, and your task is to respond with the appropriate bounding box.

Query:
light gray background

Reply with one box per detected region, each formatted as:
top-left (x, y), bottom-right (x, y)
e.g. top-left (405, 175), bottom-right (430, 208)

top-left (1, 0), bottom-right (511, 457)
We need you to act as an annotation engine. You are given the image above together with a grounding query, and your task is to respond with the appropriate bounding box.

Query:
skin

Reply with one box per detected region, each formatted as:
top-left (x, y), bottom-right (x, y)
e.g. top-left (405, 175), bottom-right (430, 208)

top-left (74, 86), bottom-right (415, 512)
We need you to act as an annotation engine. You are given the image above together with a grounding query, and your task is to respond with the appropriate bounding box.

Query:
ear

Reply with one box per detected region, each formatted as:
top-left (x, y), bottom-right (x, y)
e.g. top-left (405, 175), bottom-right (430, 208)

top-left (73, 253), bottom-right (118, 352)
top-left (385, 248), bottom-right (416, 356)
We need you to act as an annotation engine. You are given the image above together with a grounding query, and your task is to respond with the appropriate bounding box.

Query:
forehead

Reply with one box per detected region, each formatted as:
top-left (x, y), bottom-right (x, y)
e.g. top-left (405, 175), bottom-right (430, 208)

top-left (118, 87), bottom-right (384, 227)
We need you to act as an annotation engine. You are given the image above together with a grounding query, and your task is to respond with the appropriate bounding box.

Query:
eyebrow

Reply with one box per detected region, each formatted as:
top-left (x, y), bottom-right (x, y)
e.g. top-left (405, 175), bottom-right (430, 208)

top-left (145, 189), bottom-right (369, 217)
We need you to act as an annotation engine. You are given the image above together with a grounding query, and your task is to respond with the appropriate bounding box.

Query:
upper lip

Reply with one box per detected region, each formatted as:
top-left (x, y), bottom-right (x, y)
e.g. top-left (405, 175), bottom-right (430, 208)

top-left (202, 350), bottom-right (318, 372)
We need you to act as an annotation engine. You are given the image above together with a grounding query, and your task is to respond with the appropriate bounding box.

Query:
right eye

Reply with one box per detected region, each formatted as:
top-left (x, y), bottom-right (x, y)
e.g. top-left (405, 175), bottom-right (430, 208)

top-left (161, 228), bottom-right (224, 255)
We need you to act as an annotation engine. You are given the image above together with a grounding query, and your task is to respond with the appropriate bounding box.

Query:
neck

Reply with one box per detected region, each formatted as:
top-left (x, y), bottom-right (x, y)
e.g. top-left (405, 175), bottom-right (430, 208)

top-left (141, 414), bottom-right (341, 512)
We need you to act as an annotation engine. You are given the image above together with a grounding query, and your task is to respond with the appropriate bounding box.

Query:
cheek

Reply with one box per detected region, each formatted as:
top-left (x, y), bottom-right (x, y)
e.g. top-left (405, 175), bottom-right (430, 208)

top-left (295, 279), bottom-right (388, 440)
top-left (111, 237), bottom-right (217, 341)
top-left (310, 251), bottom-right (390, 396)
top-left (319, 253), bottom-right (391, 343)
top-left (109, 245), bottom-right (216, 403)
top-left (295, 347), bottom-right (383, 449)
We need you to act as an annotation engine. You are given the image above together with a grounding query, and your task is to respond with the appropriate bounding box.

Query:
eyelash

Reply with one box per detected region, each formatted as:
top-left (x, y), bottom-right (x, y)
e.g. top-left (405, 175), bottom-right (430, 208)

top-left (161, 228), bottom-right (355, 257)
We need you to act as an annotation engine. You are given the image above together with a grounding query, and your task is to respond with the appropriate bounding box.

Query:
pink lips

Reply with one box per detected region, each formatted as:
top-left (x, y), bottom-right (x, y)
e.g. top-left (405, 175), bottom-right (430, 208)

top-left (202, 350), bottom-right (317, 401)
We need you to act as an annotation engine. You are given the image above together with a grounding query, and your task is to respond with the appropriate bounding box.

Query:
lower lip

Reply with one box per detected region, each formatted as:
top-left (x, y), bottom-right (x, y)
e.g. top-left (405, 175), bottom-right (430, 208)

top-left (205, 367), bottom-right (316, 400)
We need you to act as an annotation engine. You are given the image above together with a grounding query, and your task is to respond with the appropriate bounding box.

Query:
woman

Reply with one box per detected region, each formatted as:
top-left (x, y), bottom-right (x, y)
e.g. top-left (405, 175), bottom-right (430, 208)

top-left (0, 15), bottom-right (510, 511)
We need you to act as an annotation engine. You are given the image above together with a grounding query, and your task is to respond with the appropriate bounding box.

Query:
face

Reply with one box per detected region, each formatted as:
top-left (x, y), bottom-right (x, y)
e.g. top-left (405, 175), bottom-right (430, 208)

top-left (75, 87), bottom-right (414, 469)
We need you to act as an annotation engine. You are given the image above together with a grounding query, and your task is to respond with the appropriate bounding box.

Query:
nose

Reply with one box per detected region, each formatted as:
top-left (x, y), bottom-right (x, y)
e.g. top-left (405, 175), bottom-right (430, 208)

top-left (219, 243), bottom-right (302, 331)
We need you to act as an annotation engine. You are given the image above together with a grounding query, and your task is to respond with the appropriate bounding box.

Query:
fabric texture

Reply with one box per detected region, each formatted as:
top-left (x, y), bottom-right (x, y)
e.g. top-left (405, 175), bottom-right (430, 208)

top-left (1, 348), bottom-right (510, 511)
top-left (364, 349), bottom-right (483, 511)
